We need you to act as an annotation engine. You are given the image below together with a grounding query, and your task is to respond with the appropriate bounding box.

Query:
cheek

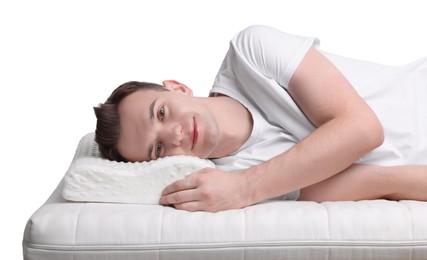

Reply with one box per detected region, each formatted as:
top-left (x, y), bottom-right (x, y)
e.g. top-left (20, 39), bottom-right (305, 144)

top-left (199, 120), bottom-right (220, 158)
top-left (117, 141), bottom-right (142, 162)
top-left (166, 147), bottom-right (187, 158)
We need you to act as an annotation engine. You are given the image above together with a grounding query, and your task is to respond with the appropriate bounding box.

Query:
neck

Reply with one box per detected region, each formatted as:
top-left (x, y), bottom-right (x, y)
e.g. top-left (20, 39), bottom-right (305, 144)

top-left (198, 95), bottom-right (253, 158)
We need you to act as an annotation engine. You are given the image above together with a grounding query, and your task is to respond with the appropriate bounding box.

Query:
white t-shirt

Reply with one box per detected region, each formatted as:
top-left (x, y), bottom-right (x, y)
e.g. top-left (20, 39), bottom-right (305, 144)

top-left (210, 25), bottom-right (427, 200)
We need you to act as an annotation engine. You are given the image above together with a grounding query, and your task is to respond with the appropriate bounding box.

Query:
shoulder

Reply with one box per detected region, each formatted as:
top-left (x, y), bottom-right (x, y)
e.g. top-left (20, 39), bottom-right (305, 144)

top-left (230, 25), bottom-right (317, 58)
top-left (231, 25), bottom-right (280, 47)
top-left (234, 25), bottom-right (280, 39)
top-left (232, 25), bottom-right (307, 46)
top-left (228, 25), bottom-right (286, 68)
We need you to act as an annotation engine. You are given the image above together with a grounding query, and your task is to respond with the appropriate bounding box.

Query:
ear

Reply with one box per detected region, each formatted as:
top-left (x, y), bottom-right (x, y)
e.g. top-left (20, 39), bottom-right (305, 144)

top-left (162, 80), bottom-right (193, 96)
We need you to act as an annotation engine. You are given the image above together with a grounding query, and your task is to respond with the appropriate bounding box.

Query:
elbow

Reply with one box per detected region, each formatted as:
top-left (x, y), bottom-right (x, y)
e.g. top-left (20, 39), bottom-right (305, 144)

top-left (374, 122), bottom-right (385, 148)
top-left (362, 116), bottom-right (384, 152)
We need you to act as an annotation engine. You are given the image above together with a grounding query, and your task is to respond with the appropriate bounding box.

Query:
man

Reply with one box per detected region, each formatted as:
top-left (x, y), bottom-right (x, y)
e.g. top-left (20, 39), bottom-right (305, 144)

top-left (95, 25), bottom-right (427, 212)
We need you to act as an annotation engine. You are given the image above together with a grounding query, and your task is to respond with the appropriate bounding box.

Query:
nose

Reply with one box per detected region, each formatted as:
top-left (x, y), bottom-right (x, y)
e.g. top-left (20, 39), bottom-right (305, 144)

top-left (168, 123), bottom-right (184, 146)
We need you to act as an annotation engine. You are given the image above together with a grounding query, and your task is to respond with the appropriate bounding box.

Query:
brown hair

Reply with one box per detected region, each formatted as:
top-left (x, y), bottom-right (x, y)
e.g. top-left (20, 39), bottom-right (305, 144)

top-left (93, 81), bottom-right (168, 161)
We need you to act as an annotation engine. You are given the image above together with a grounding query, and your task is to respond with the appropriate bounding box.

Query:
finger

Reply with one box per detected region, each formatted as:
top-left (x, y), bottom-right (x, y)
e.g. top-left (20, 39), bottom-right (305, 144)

top-left (173, 201), bottom-right (202, 212)
top-left (161, 176), bottom-right (197, 196)
top-left (160, 189), bottom-right (198, 205)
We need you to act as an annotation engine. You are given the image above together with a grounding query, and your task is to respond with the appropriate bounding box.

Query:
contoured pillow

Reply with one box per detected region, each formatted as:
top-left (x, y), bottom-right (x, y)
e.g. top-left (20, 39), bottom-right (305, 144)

top-left (62, 133), bottom-right (214, 204)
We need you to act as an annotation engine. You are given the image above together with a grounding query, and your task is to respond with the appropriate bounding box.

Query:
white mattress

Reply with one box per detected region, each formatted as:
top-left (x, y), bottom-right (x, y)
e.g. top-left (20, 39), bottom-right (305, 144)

top-left (23, 135), bottom-right (427, 260)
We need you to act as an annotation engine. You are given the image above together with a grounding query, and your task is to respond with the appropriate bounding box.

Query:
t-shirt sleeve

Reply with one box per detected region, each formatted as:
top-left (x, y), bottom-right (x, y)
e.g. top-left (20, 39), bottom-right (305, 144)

top-left (230, 25), bottom-right (319, 89)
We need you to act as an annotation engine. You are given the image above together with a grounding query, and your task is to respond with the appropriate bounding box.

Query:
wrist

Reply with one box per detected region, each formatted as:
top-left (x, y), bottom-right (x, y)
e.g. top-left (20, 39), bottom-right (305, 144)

top-left (241, 165), bottom-right (265, 206)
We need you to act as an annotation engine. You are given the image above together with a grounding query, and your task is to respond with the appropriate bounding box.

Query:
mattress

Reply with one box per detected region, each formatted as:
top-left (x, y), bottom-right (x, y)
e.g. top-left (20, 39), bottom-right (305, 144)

top-left (23, 135), bottom-right (427, 260)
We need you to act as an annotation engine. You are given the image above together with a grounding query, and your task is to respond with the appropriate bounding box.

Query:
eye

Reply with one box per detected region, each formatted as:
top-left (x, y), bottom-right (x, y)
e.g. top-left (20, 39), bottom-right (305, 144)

top-left (158, 106), bottom-right (165, 121)
top-left (155, 142), bottom-right (162, 158)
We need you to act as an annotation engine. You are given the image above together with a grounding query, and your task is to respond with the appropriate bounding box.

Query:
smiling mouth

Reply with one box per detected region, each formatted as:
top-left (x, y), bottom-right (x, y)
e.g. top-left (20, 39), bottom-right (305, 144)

top-left (191, 117), bottom-right (198, 150)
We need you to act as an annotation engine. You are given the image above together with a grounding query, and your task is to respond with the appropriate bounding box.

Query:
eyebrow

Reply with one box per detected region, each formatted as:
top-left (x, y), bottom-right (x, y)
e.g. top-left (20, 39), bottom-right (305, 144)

top-left (147, 98), bottom-right (158, 160)
top-left (149, 98), bottom-right (158, 121)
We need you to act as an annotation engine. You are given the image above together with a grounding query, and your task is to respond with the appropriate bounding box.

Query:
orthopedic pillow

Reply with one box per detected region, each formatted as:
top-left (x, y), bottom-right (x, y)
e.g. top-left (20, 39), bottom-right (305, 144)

top-left (62, 133), bottom-right (215, 204)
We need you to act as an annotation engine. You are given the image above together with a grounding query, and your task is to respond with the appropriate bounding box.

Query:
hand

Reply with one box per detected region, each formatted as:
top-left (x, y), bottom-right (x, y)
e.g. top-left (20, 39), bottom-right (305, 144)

top-left (159, 168), bottom-right (251, 212)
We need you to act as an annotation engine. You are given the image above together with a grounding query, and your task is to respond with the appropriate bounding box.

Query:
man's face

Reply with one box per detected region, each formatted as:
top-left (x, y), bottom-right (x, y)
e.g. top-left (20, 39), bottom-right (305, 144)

top-left (117, 88), bottom-right (220, 162)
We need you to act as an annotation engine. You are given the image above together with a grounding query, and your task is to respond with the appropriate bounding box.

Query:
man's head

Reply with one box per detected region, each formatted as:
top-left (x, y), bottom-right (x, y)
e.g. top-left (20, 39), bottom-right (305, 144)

top-left (94, 81), bottom-right (168, 162)
top-left (94, 80), bottom-right (220, 162)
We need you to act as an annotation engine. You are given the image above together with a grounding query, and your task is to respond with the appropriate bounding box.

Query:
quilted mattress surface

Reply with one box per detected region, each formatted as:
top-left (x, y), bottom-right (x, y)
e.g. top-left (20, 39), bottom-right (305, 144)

top-left (23, 135), bottom-right (427, 260)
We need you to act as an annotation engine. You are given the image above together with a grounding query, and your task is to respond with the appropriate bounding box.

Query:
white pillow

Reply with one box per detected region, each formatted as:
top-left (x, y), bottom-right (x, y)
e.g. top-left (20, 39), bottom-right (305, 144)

top-left (62, 133), bottom-right (214, 204)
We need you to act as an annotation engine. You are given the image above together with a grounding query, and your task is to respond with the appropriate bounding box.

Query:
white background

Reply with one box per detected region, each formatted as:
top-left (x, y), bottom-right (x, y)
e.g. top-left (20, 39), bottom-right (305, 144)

top-left (1, 0), bottom-right (426, 258)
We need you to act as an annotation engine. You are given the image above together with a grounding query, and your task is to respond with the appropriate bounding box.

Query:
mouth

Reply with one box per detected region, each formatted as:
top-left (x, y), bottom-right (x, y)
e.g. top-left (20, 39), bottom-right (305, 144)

top-left (191, 117), bottom-right (198, 151)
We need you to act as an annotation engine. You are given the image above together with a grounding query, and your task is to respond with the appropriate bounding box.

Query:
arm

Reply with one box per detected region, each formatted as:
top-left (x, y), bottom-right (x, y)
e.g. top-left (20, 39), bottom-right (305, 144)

top-left (243, 48), bottom-right (384, 204)
top-left (299, 164), bottom-right (427, 202)
top-left (160, 48), bottom-right (384, 212)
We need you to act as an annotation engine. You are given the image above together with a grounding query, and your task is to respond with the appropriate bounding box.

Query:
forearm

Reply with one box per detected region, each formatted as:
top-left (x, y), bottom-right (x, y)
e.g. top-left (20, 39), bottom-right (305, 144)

top-left (383, 165), bottom-right (427, 201)
top-left (243, 116), bottom-right (383, 204)
top-left (299, 164), bottom-right (427, 202)
top-left (299, 164), bottom-right (388, 202)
